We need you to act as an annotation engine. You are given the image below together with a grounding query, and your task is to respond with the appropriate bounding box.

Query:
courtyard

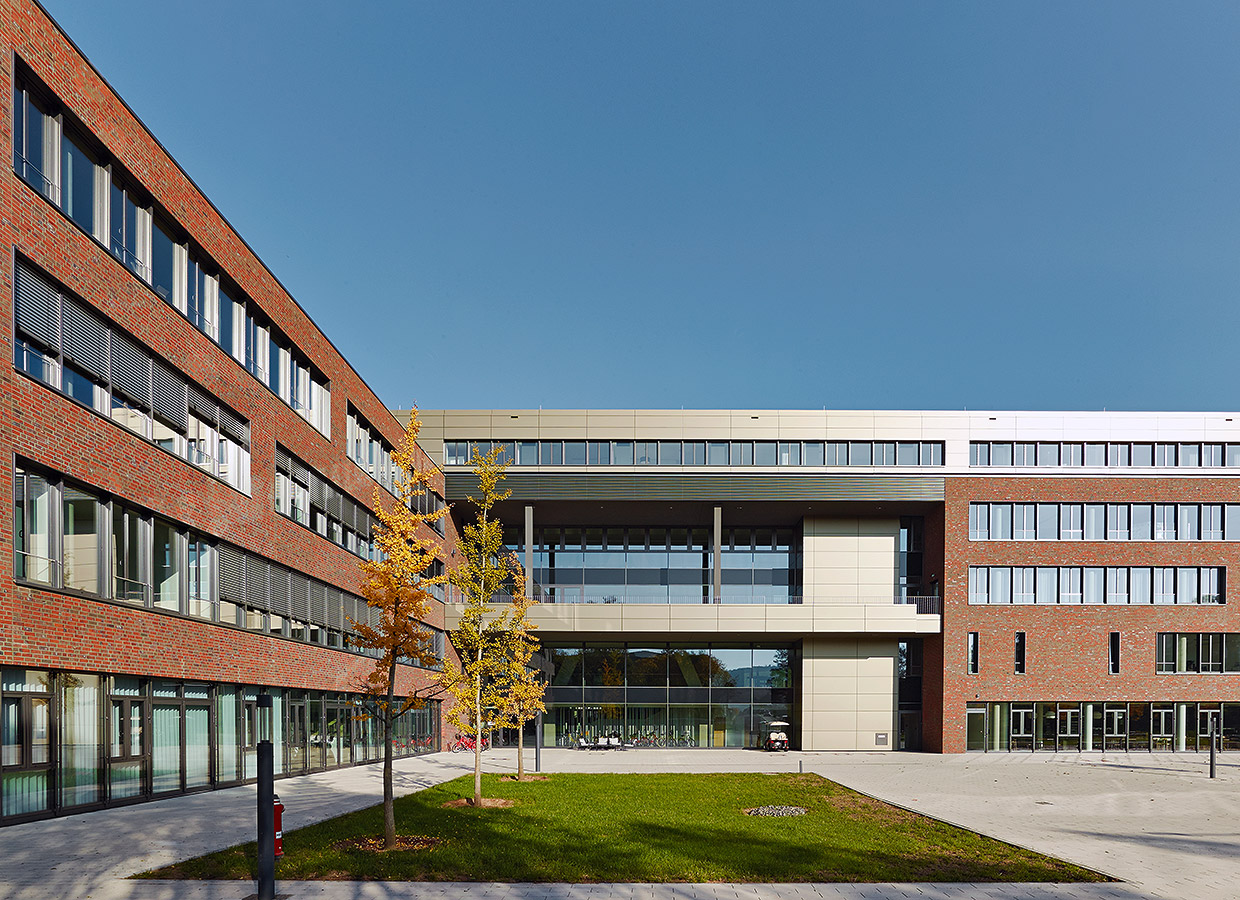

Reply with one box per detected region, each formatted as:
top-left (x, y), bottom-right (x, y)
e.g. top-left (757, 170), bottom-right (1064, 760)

top-left (1, 749), bottom-right (1234, 899)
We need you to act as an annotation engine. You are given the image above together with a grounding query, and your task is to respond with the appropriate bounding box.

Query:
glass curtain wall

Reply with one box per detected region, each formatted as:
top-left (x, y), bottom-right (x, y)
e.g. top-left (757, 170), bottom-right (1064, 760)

top-left (545, 643), bottom-right (793, 748)
top-left (963, 700), bottom-right (1240, 752)
top-left (523, 527), bottom-right (800, 604)
top-left (0, 671), bottom-right (441, 824)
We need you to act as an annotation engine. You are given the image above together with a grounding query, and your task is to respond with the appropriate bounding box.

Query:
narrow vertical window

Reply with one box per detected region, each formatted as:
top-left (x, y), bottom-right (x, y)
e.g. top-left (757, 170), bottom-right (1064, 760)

top-left (967, 632), bottom-right (980, 674)
top-left (1014, 632), bottom-right (1026, 674)
top-left (1155, 633), bottom-right (1176, 674)
top-left (969, 503), bottom-right (989, 541)
top-left (1109, 632), bottom-right (1120, 674)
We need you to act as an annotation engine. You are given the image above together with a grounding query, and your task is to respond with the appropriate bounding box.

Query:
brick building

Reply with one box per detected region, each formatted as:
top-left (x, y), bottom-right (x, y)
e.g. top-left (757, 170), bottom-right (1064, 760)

top-left (4, 0), bottom-right (1240, 830)
top-left (2, 0), bottom-right (454, 825)
top-left (416, 409), bottom-right (1240, 755)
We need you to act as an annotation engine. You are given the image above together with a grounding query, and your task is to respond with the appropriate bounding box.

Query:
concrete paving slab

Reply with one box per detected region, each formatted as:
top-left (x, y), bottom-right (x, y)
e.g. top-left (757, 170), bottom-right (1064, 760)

top-left (4, 747), bottom-right (1230, 900)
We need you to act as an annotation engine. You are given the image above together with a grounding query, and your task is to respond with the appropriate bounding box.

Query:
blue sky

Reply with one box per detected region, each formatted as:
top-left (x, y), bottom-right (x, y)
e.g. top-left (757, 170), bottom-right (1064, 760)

top-left (42, 1), bottom-right (1240, 411)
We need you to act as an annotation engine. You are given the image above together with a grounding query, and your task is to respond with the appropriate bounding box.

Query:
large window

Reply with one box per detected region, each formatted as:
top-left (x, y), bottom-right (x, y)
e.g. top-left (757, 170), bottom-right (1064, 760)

top-left (1157, 633), bottom-right (1240, 674)
top-left (971, 440), bottom-right (1240, 469)
top-left (969, 501), bottom-right (1240, 542)
top-left (448, 439), bottom-right (946, 468)
top-left (2, 673), bottom-right (440, 824)
top-left (524, 526), bottom-right (799, 605)
top-left (12, 461), bottom-right (440, 664)
top-left (968, 566), bottom-right (1225, 605)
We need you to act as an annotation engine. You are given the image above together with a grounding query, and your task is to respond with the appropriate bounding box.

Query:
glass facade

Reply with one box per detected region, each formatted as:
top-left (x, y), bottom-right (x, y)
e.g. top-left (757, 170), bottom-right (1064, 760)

top-left (544, 643), bottom-right (794, 748)
top-left (518, 527), bottom-right (801, 604)
top-left (0, 668), bottom-right (439, 824)
top-left (964, 700), bottom-right (1239, 752)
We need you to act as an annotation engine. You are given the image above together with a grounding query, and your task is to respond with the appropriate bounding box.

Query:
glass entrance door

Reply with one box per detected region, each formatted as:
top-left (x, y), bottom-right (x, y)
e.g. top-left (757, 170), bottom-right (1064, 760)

top-left (287, 702), bottom-right (308, 774)
top-left (109, 697), bottom-right (146, 801)
top-left (1199, 706), bottom-right (1221, 751)
top-left (1, 674), bottom-right (52, 818)
top-left (1104, 705), bottom-right (1128, 751)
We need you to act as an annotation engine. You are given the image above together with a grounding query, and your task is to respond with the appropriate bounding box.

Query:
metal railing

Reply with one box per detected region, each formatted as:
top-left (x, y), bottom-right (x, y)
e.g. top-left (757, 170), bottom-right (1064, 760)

top-left (443, 585), bottom-right (941, 612)
top-left (894, 595), bottom-right (941, 615)
top-left (14, 550), bottom-right (59, 586)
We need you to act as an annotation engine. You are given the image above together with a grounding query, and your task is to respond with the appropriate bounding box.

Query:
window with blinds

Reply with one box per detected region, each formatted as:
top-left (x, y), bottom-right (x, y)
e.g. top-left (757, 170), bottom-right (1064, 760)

top-left (12, 258), bottom-right (251, 493)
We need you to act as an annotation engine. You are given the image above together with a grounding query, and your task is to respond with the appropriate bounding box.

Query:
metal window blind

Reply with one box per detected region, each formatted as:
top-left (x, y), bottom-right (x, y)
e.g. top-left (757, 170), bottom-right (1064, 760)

top-left (61, 297), bottom-right (109, 380)
top-left (188, 385), bottom-right (217, 424)
top-left (151, 359), bottom-right (188, 429)
top-left (217, 404), bottom-right (249, 446)
top-left (219, 545), bottom-right (246, 603)
top-left (109, 332), bottom-right (151, 407)
top-left (268, 566), bottom-right (290, 617)
top-left (14, 260), bottom-right (61, 351)
top-left (289, 572), bottom-right (309, 619)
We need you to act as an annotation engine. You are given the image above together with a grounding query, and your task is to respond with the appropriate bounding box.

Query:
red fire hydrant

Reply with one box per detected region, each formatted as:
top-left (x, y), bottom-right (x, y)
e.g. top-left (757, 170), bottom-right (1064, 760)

top-left (273, 794), bottom-right (285, 858)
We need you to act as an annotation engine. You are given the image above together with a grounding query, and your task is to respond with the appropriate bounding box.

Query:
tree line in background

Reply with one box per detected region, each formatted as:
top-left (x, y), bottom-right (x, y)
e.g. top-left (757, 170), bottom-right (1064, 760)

top-left (347, 410), bottom-right (544, 848)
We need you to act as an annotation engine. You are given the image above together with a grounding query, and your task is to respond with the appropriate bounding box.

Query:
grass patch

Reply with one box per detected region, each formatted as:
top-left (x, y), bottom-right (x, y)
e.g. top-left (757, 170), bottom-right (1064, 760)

top-left (142, 773), bottom-right (1108, 883)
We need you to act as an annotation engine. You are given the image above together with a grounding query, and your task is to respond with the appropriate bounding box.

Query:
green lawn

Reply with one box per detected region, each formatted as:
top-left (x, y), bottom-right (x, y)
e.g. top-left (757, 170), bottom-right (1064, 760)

top-left (143, 773), bottom-right (1107, 883)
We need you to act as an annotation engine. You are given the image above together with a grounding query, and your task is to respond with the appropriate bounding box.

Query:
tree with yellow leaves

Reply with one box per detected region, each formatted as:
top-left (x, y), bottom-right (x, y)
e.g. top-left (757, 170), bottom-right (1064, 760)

top-left (493, 589), bottom-right (545, 781)
top-left (439, 445), bottom-right (522, 806)
top-left (351, 408), bottom-right (449, 848)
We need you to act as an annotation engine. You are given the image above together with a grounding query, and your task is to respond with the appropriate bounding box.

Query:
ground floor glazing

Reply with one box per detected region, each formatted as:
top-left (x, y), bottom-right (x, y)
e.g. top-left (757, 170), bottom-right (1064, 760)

top-left (0, 667), bottom-right (439, 824)
top-left (965, 701), bottom-right (1239, 751)
top-left (542, 642), bottom-right (794, 747)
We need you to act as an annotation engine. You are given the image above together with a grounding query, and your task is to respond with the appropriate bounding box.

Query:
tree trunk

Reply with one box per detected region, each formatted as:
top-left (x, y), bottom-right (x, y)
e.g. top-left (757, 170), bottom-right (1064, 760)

top-left (516, 718), bottom-right (525, 780)
top-left (473, 644), bottom-right (483, 806)
top-left (383, 656), bottom-right (398, 848)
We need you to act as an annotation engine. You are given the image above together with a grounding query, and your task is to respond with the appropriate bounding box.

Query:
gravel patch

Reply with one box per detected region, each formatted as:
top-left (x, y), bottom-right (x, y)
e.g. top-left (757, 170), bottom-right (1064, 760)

top-left (745, 805), bottom-right (807, 817)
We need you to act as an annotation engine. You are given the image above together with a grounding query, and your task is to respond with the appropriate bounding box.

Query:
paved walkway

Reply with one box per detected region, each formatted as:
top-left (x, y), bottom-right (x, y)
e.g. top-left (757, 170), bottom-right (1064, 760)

top-left (1, 748), bottom-right (1233, 900)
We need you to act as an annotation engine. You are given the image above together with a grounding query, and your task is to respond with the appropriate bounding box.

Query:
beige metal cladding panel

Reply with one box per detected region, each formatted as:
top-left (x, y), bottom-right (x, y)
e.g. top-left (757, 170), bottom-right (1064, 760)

top-left (443, 473), bottom-right (945, 502)
top-left (571, 606), bottom-right (625, 631)
top-left (619, 607), bottom-right (673, 630)
top-left (809, 606), bottom-right (868, 631)
top-left (803, 731), bottom-right (865, 751)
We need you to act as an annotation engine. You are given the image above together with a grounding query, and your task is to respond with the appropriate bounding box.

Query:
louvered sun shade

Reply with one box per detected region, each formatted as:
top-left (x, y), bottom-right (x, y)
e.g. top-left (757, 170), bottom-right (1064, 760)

top-left (151, 359), bottom-right (188, 429)
top-left (61, 297), bottom-right (109, 380)
top-left (14, 261), bottom-right (61, 351)
top-left (109, 331), bottom-right (151, 407)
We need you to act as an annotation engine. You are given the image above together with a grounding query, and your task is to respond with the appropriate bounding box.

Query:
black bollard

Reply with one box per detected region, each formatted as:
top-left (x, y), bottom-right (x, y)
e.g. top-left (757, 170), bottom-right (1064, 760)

top-left (1210, 721), bottom-right (1217, 780)
top-left (257, 695), bottom-right (275, 900)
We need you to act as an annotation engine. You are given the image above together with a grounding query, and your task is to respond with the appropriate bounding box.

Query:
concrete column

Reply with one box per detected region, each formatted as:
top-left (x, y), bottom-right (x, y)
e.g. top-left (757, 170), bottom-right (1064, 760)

top-left (712, 506), bottom-right (722, 604)
top-left (1176, 702), bottom-right (1189, 752)
top-left (991, 703), bottom-right (1003, 751)
top-left (1082, 703), bottom-right (1094, 750)
top-left (524, 505), bottom-right (534, 600)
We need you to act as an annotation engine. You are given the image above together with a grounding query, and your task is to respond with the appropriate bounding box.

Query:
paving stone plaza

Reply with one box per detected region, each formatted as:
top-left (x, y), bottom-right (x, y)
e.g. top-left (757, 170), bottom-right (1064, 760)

top-left (1, 749), bottom-right (1233, 900)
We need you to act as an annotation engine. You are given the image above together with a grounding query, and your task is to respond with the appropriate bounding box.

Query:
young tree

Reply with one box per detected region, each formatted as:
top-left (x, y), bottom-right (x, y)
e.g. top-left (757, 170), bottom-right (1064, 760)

top-left (440, 445), bottom-right (522, 806)
top-left (494, 590), bottom-right (545, 780)
top-left (351, 409), bottom-right (449, 849)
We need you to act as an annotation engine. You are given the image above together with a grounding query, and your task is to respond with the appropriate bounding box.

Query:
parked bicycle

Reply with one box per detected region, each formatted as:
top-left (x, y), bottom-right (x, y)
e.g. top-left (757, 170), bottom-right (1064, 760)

top-left (450, 733), bottom-right (492, 753)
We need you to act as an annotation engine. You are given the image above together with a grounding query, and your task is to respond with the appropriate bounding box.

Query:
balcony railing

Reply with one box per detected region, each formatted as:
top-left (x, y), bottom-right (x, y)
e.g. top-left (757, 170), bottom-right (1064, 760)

top-left (895, 595), bottom-right (941, 615)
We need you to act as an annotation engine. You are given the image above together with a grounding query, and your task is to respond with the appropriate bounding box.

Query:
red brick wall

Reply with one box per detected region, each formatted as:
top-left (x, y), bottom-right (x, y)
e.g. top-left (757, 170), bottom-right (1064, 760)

top-left (919, 504), bottom-right (946, 752)
top-left (937, 476), bottom-right (1240, 752)
top-left (0, 0), bottom-right (458, 726)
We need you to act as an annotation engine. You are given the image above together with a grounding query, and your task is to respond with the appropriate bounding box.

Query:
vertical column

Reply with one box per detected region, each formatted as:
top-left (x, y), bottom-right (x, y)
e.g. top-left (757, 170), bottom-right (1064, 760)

top-left (1176, 702), bottom-right (1188, 752)
top-left (991, 703), bottom-right (1003, 751)
top-left (1082, 703), bottom-right (1094, 750)
top-left (524, 505), bottom-right (534, 601)
top-left (713, 506), bottom-right (722, 604)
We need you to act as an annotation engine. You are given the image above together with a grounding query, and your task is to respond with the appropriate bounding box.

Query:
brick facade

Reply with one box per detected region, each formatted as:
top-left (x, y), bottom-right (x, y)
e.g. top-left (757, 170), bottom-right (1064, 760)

top-left (936, 476), bottom-right (1240, 752)
top-left (1, 0), bottom-right (459, 817)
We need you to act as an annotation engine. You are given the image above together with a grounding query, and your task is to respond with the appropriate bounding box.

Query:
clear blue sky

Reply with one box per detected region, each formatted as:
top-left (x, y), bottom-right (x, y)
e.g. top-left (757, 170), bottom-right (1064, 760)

top-left (42, 1), bottom-right (1240, 412)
